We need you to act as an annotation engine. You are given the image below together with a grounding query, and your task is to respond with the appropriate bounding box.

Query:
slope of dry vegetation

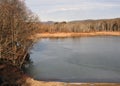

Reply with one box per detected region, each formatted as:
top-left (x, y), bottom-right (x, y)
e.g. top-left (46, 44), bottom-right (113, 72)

top-left (0, 0), bottom-right (40, 67)
top-left (0, 0), bottom-right (40, 85)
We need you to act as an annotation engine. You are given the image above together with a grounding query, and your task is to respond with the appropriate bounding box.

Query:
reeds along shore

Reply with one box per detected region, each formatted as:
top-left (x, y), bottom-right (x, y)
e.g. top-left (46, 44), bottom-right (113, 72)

top-left (31, 32), bottom-right (120, 39)
top-left (33, 18), bottom-right (120, 39)
top-left (23, 78), bottom-right (120, 86)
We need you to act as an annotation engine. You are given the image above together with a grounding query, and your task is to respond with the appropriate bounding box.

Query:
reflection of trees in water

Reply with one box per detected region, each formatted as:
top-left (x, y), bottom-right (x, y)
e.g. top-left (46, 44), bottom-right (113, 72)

top-left (22, 56), bottom-right (34, 75)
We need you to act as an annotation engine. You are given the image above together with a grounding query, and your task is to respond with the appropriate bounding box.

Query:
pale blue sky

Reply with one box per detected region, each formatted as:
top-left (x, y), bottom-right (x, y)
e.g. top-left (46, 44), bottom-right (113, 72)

top-left (25, 0), bottom-right (120, 22)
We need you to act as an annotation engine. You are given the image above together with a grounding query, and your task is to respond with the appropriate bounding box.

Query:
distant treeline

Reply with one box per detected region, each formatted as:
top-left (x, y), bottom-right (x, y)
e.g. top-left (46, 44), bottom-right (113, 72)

top-left (0, 0), bottom-right (40, 67)
top-left (39, 18), bottom-right (120, 33)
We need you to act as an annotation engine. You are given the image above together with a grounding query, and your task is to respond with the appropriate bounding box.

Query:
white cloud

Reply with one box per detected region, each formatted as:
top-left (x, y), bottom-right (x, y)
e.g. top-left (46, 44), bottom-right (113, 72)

top-left (59, 7), bottom-right (79, 11)
top-left (26, 0), bottom-right (120, 21)
top-left (40, 2), bottom-right (120, 14)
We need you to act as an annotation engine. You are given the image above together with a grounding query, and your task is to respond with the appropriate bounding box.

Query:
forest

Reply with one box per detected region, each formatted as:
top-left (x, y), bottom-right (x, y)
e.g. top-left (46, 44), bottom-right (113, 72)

top-left (39, 18), bottom-right (120, 33)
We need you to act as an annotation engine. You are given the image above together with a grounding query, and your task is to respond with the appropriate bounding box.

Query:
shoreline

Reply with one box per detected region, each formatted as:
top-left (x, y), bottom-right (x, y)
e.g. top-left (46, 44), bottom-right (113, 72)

top-left (32, 32), bottom-right (120, 39)
top-left (24, 78), bottom-right (120, 86)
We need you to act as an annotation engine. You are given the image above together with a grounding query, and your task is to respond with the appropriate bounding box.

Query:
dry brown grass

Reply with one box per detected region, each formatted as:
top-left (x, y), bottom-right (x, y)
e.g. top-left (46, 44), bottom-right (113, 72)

top-left (33, 32), bottom-right (120, 39)
top-left (23, 78), bottom-right (120, 86)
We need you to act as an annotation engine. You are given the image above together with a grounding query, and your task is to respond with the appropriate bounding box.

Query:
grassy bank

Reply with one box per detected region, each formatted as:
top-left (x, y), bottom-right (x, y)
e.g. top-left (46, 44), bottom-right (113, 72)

top-left (33, 32), bottom-right (120, 39)
top-left (23, 78), bottom-right (120, 86)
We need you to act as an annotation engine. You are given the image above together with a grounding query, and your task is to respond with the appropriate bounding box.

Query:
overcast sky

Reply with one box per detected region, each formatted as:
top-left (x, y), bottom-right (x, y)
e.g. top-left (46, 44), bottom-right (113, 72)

top-left (25, 0), bottom-right (120, 22)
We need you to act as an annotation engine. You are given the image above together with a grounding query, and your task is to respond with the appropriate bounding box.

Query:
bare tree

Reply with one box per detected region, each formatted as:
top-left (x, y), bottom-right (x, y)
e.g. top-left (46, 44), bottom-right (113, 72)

top-left (0, 0), bottom-right (40, 67)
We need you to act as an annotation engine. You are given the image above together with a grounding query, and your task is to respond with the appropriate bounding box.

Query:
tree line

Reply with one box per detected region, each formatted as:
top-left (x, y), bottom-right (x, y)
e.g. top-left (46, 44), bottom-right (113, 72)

top-left (38, 19), bottom-right (120, 33)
